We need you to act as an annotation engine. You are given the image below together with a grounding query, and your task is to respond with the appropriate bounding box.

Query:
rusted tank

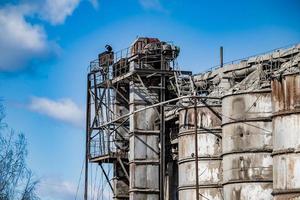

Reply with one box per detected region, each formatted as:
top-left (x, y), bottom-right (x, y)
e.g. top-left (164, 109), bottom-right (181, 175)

top-left (272, 73), bottom-right (300, 200)
top-left (128, 81), bottom-right (160, 200)
top-left (178, 103), bottom-right (223, 200)
top-left (222, 90), bottom-right (273, 200)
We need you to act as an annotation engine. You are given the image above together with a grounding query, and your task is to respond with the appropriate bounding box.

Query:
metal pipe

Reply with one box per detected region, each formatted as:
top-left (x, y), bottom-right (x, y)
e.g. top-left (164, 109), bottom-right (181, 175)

top-left (220, 46), bottom-right (223, 68)
top-left (159, 54), bottom-right (166, 200)
top-left (97, 95), bottom-right (221, 128)
top-left (84, 75), bottom-right (91, 200)
top-left (117, 156), bottom-right (129, 181)
top-left (99, 163), bottom-right (114, 193)
top-left (194, 98), bottom-right (200, 200)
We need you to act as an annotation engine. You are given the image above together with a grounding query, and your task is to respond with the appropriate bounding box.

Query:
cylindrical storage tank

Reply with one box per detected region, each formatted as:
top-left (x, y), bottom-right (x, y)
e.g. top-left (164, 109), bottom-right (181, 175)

top-left (178, 103), bottom-right (223, 200)
top-left (222, 90), bottom-right (273, 200)
top-left (272, 73), bottom-right (300, 200)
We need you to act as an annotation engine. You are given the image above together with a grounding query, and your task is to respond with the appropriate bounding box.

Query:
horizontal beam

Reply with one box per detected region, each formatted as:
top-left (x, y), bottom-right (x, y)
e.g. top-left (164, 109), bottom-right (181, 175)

top-left (92, 95), bottom-right (220, 129)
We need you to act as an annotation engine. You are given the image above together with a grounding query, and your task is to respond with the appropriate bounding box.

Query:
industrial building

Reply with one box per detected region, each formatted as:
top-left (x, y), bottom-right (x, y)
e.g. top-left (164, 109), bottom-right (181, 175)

top-left (84, 37), bottom-right (300, 200)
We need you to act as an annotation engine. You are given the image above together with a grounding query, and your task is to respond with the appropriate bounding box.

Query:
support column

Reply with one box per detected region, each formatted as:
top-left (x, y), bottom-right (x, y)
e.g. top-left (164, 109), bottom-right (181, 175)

top-left (129, 80), bottom-right (160, 200)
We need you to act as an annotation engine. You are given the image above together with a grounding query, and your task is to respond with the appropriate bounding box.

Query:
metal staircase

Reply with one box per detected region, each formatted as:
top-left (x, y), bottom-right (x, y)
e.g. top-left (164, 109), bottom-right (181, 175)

top-left (170, 71), bottom-right (195, 97)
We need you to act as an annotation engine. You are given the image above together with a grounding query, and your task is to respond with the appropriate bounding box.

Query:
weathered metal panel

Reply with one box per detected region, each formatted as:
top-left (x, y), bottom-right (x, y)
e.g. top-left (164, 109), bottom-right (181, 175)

top-left (130, 104), bottom-right (159, 131)
top-left (222, 122), bottom-right (272, 154)
top-left (272, 73), bottom-right (300, 199)
top-left (273, 194), bottom-right (300, 200)
top-left (223, 153), bottom-right (273, 183)
top-left (179, 106), bottom-right (222, 130)
top-left (271, 74), bottom-right (300, 114)
top-left (129, 133), bottom-right (159, 161)
top-left (223, 183), bottom-right (273, 200)
top-left (273, 153), bottom-right (300, 192)
top-left (178, 130), bottom-right (222, 160)
top-left (178, 105), bottom-right (223, 200)
top-left (222, 91), bottom-right (272, 125)
top-left (273, 114), bottom-right (300, 152)
top-left (178, 159), bottom-right (222, 187)
top-left (129, 163), bottom-right (159, 190)
top-left (129, 193), bottom-right (159, 200)
top-left (179, 188), bottom-right (223, 200)
top-left (222, 91), bottom-right (273, 200)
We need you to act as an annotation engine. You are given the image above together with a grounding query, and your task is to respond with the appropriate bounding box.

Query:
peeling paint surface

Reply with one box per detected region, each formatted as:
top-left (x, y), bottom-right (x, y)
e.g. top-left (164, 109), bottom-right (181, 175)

top-left (272, 73), bottom-right (300, 199)
top-left (222, 92), bottom-right (272, 125)
top-left (222, 91), bottom-right (273, 199)
top-left (179, 188), bottom-right (223, 200)
top-left (222, 121), bottom-right (272, 154)
top-left (223, 153), bottom-right (273, 183)
top-left (178, 105), bottom-right (223, 200)
top-left (179, 160), bottom-right (222, 186)
top-left (179, 131), bottom-right (222, 159)
top-left (223, 183), bottom-right (273, 200)
top-left (273, 153), bottom-right (300, 190)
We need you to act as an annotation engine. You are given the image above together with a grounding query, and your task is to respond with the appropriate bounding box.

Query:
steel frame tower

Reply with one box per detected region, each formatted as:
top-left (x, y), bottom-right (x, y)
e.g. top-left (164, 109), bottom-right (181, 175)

top-left (85, 38), bottom-right (192, 200)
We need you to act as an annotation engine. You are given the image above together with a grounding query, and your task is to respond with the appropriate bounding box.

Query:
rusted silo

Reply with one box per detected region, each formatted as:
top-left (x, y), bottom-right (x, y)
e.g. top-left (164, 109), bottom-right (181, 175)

top-left (222, 90), bottom-right (273, 200)
top-left (272, 72), bottom-right (300, 200)
top-left (178, 101), bottom-right (223, 200)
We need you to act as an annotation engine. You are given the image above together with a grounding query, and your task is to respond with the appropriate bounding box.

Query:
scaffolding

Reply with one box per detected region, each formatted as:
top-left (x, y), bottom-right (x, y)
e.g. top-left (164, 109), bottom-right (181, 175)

top-left (85, 37), bottom-right (192, 200)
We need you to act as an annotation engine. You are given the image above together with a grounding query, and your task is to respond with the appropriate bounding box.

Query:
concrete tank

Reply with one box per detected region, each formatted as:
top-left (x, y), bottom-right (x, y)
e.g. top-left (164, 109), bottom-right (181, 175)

top-left (178, 104), bottom-right (223, 200)
top-left (272, 73), bottom-right (300, 200)
top-left (222, 91), bottom-right (273, 200)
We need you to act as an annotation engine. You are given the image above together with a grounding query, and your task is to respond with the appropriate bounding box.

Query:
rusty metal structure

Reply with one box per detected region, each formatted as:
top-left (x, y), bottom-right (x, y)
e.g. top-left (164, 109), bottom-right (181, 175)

top-left (85, 39), bottom-right (300, 200)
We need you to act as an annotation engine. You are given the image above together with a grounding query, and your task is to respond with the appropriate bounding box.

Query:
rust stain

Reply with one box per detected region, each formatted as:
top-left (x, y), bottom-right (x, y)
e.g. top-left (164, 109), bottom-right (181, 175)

top-left (233, 187), bottom-right (241, 200)
top-left (272, 74), bottom-right (300, 113)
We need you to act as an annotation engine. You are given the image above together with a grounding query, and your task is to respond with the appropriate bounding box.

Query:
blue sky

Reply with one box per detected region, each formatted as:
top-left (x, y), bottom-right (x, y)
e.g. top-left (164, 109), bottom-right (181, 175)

top-left (0, 0), bottom-right (299, 199)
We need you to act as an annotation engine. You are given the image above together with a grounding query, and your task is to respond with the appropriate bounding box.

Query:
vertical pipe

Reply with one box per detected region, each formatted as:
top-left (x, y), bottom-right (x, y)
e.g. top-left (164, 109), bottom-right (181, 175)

top-left (220, 46), bottom-right (223, 68)
top-left (194, 98), bottom-right (200, 200)
top-left (84, 74), bottom-right (91, 200)
top-left (160, 54), bottom-right (166, 200)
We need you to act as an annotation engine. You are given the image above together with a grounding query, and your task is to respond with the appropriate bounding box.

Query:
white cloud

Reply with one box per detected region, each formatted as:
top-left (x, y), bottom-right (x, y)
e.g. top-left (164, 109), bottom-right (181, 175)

top-left (37, 178), bottom-right (78, 200)
top-left (0, 4), bottom-right (54, 71)
top-left (138, 0), bottom-right (165, 12)
top-left (37, 176), bottom-right (111, 200)
top-left (28, 97), bottom-right (84, 128)
top-left (40, 0), bottom-right (81, 25)
top-left (89, 0), bottom-right (99, 9)
top-left (0, 0), bottom-right (97, 72)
